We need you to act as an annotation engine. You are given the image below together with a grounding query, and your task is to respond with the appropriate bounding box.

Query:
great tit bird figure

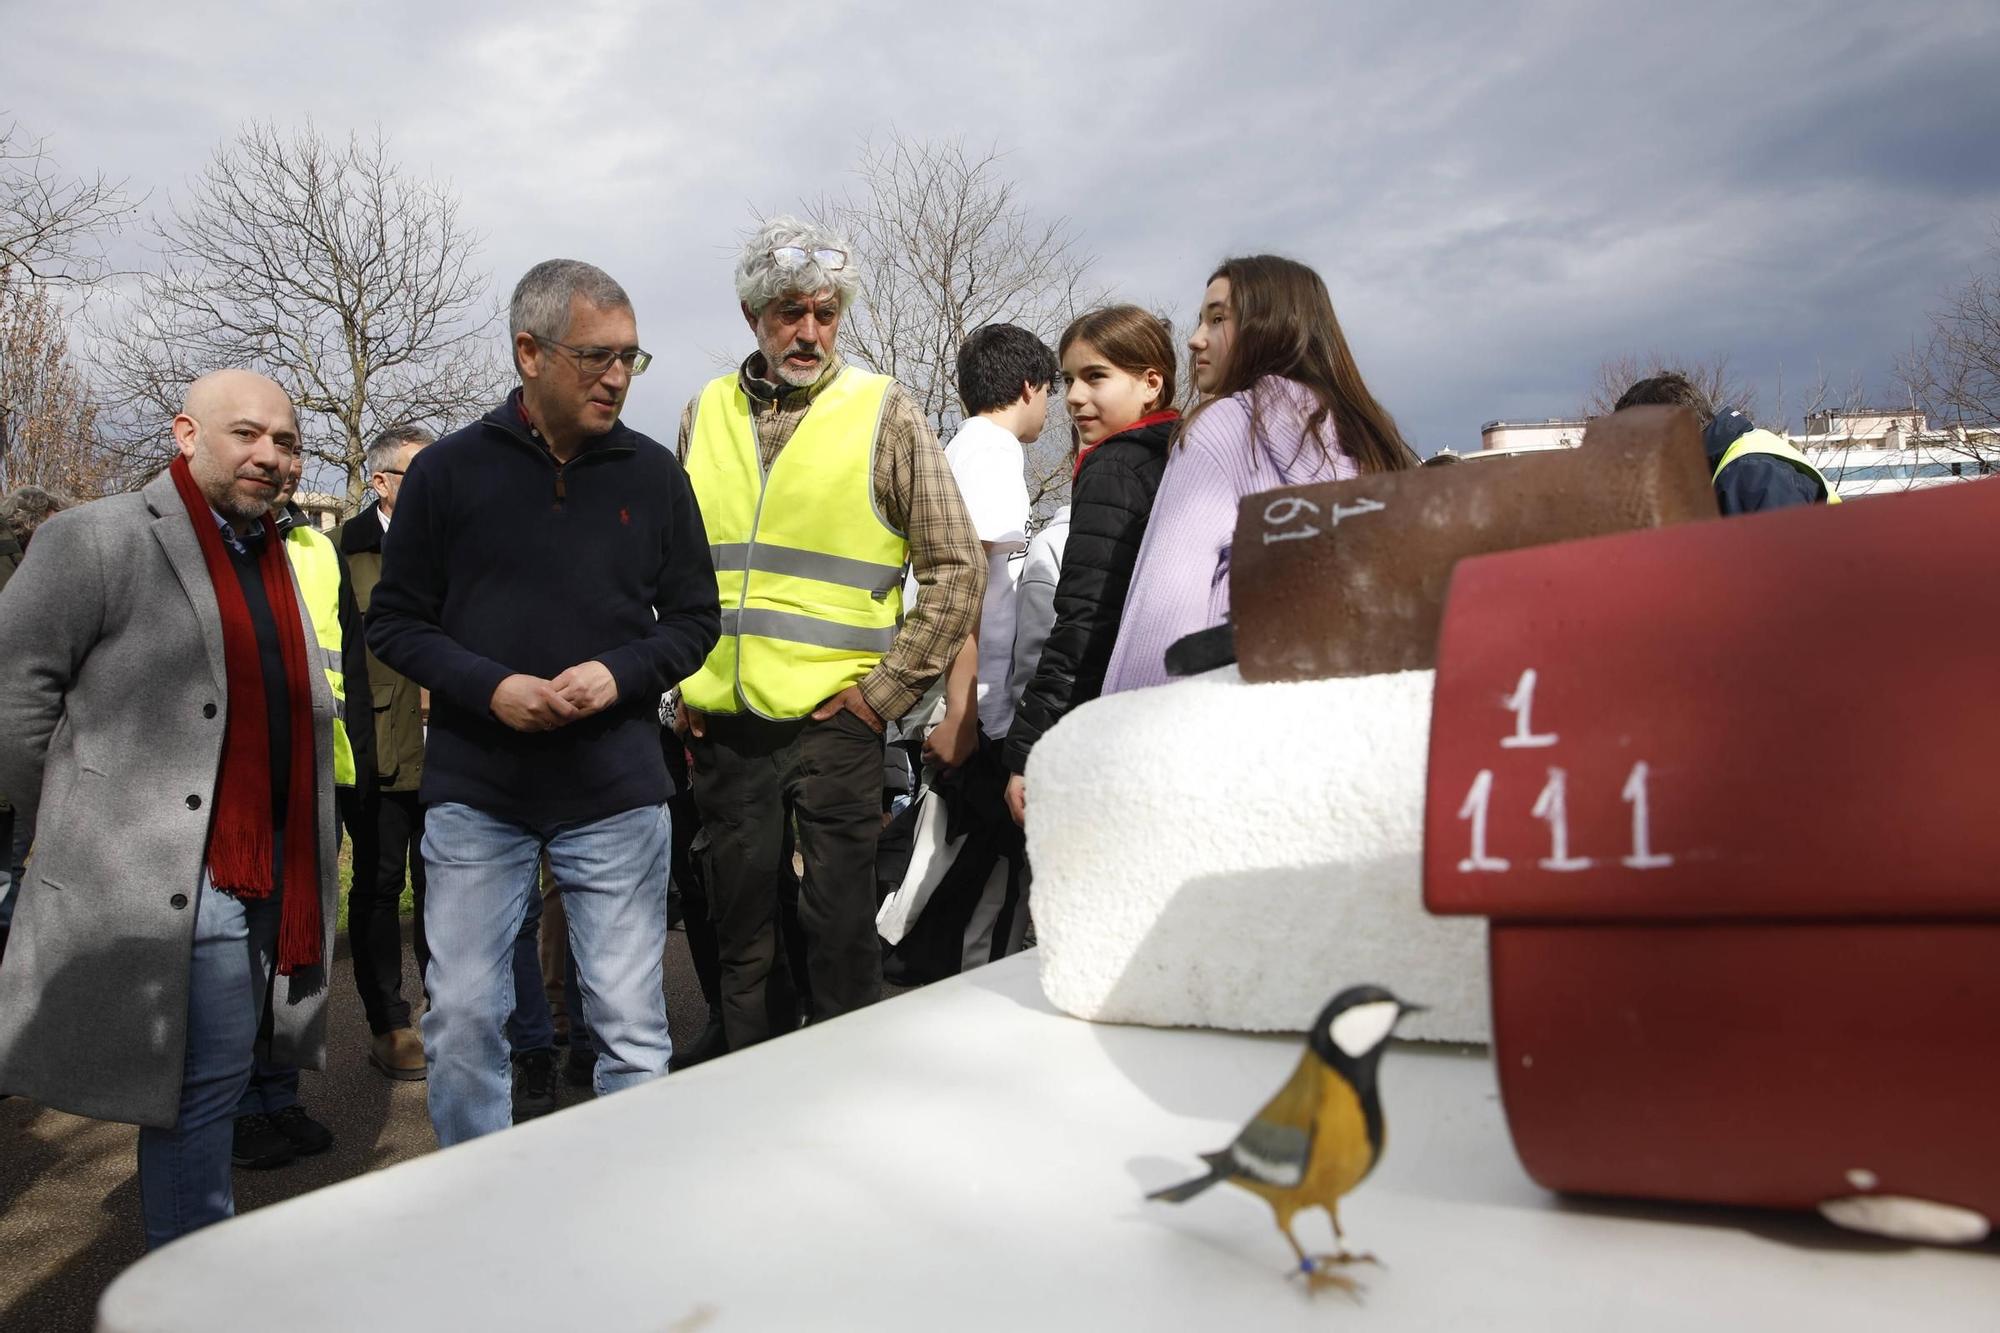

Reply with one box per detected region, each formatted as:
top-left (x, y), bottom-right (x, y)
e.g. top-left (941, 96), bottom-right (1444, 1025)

top-left (1148, 985), bottom-right (1424, 1292)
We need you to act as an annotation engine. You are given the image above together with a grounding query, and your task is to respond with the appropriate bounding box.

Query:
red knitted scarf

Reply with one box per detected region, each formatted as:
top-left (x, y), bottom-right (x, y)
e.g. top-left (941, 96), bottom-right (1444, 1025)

top-left (169, 454), bottom-right (322, 973)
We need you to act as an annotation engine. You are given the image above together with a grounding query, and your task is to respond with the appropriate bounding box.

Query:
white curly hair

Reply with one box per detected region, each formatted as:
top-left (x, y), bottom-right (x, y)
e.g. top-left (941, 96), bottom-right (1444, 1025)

top-left (734, 215), bottom-right (862, 316)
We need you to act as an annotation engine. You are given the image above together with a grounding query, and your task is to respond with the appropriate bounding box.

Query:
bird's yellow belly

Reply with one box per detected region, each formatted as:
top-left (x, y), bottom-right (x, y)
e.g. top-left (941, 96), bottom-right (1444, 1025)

top-left (1302, 1074), bottom-right (1374, 1207)
top-left (1225, 1062), bottom-right (1376, 1217)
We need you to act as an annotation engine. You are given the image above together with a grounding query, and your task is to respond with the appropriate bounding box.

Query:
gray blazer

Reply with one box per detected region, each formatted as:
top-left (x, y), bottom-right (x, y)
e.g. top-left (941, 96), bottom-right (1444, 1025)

top-left (0, 470), bottom-right (339, 1128)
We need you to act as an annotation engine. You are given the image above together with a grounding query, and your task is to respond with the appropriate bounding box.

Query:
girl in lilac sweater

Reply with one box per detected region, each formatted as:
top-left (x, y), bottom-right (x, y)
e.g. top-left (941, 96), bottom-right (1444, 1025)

top-left (1103, 255), bottom-right (1418, 693)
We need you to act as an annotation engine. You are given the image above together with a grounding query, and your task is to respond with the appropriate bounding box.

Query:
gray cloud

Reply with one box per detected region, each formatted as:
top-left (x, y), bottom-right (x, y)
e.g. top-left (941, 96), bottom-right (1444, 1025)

top-left (7, 0), bottom-right (1997, 454)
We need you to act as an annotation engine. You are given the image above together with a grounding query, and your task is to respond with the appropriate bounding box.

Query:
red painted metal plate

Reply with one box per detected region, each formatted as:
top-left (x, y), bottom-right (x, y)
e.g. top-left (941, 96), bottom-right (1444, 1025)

top-left (1488, 921), bottom-right (2000, 1216)
top-left (1424, 480), bottom-right (2000, 921)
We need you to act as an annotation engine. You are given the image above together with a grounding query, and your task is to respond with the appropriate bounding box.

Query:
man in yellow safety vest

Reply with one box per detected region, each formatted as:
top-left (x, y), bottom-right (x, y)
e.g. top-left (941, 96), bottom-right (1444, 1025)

top-left (676, 216), bottom-right (985, 1051)
top-left (1614, 372), bottom-right (1840, 514)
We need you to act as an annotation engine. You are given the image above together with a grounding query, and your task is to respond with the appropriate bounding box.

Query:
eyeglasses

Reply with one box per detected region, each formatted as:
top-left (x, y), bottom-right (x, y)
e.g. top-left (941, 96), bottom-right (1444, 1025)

top-left (769, 245), bottom-right (848, 272)
top-left (375, 468), bottom-right (405, 478)
top-left (534, 336), bottom-right (653, 377)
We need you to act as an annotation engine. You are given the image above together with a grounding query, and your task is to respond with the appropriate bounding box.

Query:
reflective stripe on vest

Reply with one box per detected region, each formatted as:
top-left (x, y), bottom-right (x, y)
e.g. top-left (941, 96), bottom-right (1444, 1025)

top-left (282, 525), bottom-right (356, 787)
top-left (1713, 429), bottom-right (1842, 505)
top-left (680, 367), bottom-right (906, 719)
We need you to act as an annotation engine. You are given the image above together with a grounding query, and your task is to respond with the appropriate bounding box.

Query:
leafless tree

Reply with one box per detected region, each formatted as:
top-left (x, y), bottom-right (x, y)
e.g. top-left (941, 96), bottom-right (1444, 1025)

top-left (99, 122), bottom-right (509, 501)
top-left (1794, 351), bottom-right (1997, 498)
top-left (1897, 218), bottom-right (2000, 437)
top-left (0, 121), bottom-right (132, 497)
top-left (1768, 356), bottom-right (1861, 437)
top-left (0, 281), bottom-right (113, 496)
top-left (804, 134), bottom-right (1108, 516)
top-left (1869, 224), bottom-right (2000, 487)
top-left (1582, 350), bottom-right (1757, 422)
top-left (0, 119), bottom-right (137, 292)
top-left (1790, 360), bottom-right (1869, 430)
top-left (1787, 360), bottom-right (1885, 494)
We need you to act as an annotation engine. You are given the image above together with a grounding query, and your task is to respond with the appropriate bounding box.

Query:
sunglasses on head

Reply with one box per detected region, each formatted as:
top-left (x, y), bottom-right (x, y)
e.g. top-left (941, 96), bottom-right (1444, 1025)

top-left (769, 245), bottom-right (848, 272)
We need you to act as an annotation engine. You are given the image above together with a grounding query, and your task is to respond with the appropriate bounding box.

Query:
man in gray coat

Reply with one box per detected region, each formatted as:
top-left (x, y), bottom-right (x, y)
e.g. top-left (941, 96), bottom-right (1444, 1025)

top-left (0, 369), bottom-right (340, 1250)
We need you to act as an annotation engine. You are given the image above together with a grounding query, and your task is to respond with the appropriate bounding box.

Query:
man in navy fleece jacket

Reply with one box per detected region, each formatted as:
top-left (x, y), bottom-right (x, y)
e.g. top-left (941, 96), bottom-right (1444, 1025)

top-left (367, 259), bottom-right (719, 1146)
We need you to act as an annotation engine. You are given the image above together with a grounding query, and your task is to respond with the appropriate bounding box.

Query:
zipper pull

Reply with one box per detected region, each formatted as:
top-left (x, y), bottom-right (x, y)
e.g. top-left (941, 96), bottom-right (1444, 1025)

top-left (554, 470), bottom-right (567, 504)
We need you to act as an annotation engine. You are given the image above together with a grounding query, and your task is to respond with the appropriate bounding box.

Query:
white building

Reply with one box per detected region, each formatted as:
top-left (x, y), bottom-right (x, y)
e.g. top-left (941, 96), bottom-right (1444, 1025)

top-left (294, 490), bottom-right (348, 531)
top-left (1478, 418), bottom-right (1588, 453)
top-left (1794, 409), bottom-right (1999, 499)
top-left (1475, 409), bottom-right (2000, 499)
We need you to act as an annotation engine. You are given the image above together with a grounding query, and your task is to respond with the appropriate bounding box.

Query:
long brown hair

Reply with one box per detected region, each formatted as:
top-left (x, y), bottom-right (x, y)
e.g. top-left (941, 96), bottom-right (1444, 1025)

top-left (1058, 305), bottom-right (1178, 420)
top-left (1180, 255), bottom-right (1414, 475)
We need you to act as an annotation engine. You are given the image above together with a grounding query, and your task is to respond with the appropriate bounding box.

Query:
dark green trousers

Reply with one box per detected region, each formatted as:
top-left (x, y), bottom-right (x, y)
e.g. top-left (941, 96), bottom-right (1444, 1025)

top-left (687, 710), bottom-right (885, 1049)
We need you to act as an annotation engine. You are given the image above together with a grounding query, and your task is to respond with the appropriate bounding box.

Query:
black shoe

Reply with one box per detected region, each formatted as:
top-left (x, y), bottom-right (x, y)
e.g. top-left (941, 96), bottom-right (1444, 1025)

top-left (268, 1104), bottom-right (333, 1155)
top-left (232, 1113), bottom-right (297, 1169)
top-left (563, 1044), bottom-right (595, 1087)
top-left (511, 1047), bottom-right (558, 1122)
top-left (668, 1011), bottom-right (729, 1072)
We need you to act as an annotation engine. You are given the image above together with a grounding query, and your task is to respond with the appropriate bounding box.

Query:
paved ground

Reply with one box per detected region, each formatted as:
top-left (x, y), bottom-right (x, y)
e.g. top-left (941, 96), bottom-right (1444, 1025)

top-left (0, 921), bottom-right (716, 1333)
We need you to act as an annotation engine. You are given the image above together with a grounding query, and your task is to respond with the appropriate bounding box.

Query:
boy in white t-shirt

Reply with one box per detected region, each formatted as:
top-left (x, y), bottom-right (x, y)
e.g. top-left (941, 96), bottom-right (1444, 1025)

top-left (924, 324), bottom-right (1058, 767)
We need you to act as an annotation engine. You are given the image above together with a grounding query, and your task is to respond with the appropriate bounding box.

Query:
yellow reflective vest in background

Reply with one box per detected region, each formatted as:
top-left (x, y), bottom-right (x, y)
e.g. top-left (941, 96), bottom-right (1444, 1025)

top-left (681, 367), bottom-right (907, 719)
top-left (282, 523), bottom-right (356, 786)
top-left (1713, 429), bottom-right (1842, 504)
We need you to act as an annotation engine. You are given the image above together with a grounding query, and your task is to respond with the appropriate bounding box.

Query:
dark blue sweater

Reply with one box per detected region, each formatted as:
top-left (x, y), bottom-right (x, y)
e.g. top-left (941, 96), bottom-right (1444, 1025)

top-left (365, 395), bottom-right (720, 825)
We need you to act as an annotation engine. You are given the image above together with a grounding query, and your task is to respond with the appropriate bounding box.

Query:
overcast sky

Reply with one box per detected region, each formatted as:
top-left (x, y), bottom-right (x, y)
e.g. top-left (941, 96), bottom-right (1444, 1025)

top-left (8, 0), bottom-right (1999, 454)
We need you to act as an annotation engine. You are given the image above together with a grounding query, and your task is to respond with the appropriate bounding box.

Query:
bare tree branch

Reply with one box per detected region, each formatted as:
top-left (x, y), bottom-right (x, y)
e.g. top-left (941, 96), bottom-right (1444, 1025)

top-left (1582, 349), bottom-right (1757, 421)
top-left (96, 121), bottom-right (510, 501)
top-left (0, 118), bottom-right (139, 293)
top-left (1896, 217), bottom-right (2000, 437)
top-left (803, 133), bottom-right (1109, 522)
top-left (0, 282), bottom-right (115, 496)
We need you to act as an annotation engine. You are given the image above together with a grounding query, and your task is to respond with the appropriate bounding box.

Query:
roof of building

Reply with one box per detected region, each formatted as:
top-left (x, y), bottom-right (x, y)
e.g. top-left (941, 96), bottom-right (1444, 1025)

top-left (1480, 417), bottom-right (1590, 432)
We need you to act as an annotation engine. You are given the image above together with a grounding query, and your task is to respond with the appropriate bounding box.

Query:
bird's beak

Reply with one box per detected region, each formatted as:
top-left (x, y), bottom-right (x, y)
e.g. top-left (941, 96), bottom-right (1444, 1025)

top-left (1400, 1002), bottom-right (1429, 1015)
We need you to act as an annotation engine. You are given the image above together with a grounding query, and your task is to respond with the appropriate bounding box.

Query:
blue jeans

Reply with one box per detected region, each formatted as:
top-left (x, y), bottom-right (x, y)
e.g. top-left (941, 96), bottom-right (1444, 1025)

top-left (421, 801), bottom-right (671, 1147)
top-left (137, 874), bottom-right (278, 1249)
top-left (233, 1059), bottom-right (300, 1117)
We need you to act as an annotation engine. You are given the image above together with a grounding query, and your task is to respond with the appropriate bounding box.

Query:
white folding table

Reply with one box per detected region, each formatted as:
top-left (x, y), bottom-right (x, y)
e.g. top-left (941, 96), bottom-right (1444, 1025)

top-left (99, 952), bottom-right (1997, 1331)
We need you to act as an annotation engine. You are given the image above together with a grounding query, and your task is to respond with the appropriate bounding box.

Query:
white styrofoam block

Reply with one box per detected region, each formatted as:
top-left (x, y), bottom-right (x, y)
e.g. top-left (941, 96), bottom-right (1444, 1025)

top-left (1025, 666), bottom-right (1489, 1042)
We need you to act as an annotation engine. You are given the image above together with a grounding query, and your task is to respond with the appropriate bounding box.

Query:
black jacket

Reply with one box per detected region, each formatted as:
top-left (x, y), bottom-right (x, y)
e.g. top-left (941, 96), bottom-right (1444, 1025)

top-left (1005, 417), bottom-right (1174, 775)
top-left (366, 394), bottom-right (721, 825)
top-left (0, 529), bottom-right (20, 598)
top-left (1704, 409), bottom-right (1824, 516)
top-left (336, 503), bottom-right (430, 794)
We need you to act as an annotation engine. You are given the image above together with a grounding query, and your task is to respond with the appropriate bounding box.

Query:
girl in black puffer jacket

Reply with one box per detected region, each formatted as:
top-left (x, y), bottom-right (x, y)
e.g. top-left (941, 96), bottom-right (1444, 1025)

top-left (1004, 305), bottom-right (1179, 825)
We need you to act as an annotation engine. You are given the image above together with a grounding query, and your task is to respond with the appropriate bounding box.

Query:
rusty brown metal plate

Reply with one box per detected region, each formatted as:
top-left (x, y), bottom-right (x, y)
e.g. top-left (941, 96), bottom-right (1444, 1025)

top-left (1229, 406), bottom-right (1718, 682)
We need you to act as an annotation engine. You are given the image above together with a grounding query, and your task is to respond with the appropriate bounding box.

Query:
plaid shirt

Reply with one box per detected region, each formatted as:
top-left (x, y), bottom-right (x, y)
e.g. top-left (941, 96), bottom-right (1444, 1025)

top-left (678, 352), bottom-right (984, 720)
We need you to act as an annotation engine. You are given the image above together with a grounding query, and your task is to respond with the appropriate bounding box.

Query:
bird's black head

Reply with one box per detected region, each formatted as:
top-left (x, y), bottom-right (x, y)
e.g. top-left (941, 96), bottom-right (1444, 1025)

top-left (1307, 984), bottom-right (1424, 1075)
